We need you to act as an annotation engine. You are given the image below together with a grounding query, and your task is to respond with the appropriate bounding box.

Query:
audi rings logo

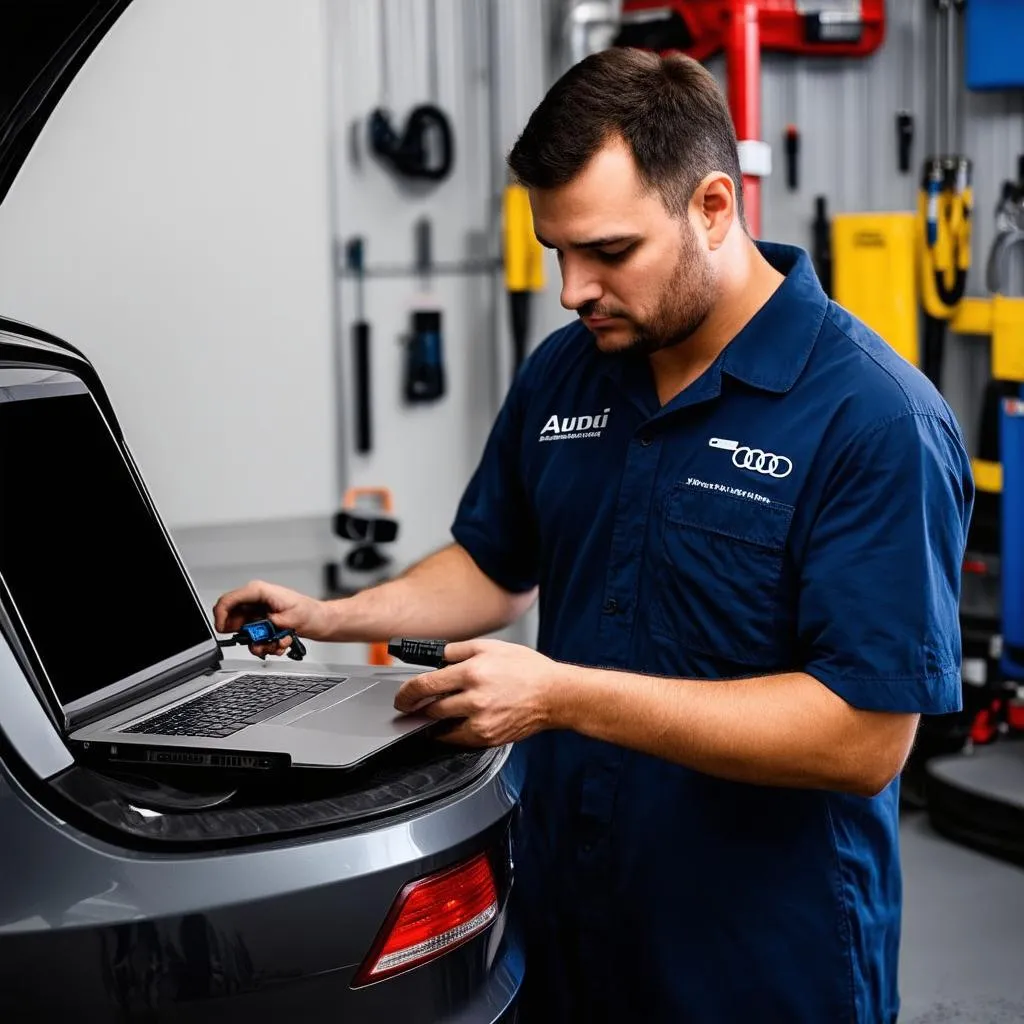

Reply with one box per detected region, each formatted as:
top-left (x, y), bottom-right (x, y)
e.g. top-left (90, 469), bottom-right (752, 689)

top-left (708, 437), bottom-right (793, 478)
top-left (732, 447), bottom-right (793, 477)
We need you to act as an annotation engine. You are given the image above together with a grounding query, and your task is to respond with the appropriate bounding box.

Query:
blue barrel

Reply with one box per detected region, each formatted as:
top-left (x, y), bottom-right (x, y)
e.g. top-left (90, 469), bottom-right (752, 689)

top-left (1001, 390), bottom-right (1024, 681)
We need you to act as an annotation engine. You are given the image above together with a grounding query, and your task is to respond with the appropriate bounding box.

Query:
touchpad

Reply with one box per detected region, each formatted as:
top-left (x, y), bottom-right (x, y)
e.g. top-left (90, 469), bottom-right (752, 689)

top-left (292, 677), bottom-right (427, 736)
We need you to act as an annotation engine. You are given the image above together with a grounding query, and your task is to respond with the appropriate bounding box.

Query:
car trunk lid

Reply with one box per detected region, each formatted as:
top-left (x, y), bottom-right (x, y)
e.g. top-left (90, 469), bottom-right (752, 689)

top-left (0, 1), bottom-right (134, 210)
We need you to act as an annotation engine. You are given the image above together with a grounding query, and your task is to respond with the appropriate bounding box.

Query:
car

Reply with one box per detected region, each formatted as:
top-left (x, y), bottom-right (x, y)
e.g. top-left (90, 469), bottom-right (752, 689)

top-left (0, 3), bottom-right (523, 1020)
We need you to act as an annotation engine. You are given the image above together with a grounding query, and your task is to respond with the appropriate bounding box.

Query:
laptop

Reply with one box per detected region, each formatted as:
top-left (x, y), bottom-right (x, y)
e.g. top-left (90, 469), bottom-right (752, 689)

top-left (0, 365), bottom-right (435, 772)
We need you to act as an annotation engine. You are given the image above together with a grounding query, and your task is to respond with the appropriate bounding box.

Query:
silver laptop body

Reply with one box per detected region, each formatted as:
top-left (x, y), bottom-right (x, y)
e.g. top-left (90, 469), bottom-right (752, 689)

top-left (0, 366), bottom-right (433, 772)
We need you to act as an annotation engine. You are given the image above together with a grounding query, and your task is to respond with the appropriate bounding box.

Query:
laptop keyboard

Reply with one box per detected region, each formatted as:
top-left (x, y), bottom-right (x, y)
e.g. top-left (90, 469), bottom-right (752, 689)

top-left (121, 674), bottom-right (344, 739)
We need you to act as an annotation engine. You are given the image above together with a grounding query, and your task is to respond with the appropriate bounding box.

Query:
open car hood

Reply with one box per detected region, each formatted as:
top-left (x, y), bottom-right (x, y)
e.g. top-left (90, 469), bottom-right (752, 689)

top-left (0, 0), bottom-right (133, 209)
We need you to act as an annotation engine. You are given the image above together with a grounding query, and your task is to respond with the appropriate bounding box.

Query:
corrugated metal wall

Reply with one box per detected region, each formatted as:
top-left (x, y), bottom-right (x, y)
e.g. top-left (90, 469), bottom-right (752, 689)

top-left (325, 0), bottom-right (561, 645)
top-left (327, 0), bottom-right (1024, 543)
top-left (325, 0), bottom-right (562, 579)
top-left (731, 1), bottom-right (1024, 451)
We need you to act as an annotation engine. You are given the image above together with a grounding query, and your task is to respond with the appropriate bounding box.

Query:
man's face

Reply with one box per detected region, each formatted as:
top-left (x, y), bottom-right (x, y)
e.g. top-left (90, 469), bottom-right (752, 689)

top-left (530, 137), bottom-right (717, 355)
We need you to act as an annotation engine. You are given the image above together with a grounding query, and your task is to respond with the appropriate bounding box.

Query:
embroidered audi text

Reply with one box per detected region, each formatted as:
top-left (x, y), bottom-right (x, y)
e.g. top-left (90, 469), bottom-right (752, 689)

top-left (539, 408), bottom-right (610, 442)
top-left (686, 476), bottom-right (771, 504)
top-left (708, 437), bottom-right (793, 478)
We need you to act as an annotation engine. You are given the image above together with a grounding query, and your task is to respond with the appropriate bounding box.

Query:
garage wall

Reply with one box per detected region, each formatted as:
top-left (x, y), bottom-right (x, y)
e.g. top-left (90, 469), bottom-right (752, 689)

top-left (312, 0), bottom-right (565, 650)
top-left (0, 0), bottom-right (567, 654)
top-left (325, 0), bottom-right (567, 574)
top-left (332, 0), bottom-right (1024, 553)
top-left (1, 1), bottom-right (1019, 629)
top-left (738, 0), bottom-right (1024, 454)
top-left (329, 0), bottom-right (1024, 567)
top-left (0, 0), bottom-right (339, 529)
top-left (0, 0), bottom-right (570, 562)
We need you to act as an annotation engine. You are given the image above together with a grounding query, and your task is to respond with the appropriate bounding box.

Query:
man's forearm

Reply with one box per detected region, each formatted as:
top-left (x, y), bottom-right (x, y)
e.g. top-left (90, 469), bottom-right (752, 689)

top-left (325, 543), bottom-right (536, 643)
top-left (549, 665), bottom-right (918, 797)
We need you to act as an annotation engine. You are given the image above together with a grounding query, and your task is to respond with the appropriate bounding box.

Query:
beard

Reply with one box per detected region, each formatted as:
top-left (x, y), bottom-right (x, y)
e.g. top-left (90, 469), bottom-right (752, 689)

top-left (580, 225), bottom-right (716, 355)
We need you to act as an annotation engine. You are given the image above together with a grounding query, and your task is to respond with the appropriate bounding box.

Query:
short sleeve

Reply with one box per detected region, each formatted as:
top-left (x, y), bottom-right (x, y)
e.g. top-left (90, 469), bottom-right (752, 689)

top-left (798, 411), bottom-right (974, 714)
top-left (451, 377), bottom-right (540, 593)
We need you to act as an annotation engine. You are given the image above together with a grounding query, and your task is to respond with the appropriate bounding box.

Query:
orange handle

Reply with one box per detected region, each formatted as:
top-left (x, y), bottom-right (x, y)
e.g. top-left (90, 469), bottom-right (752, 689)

top-left (368, 641), bottom-right (391, 666)
top-left (343, 486), bottom-right (394, 513)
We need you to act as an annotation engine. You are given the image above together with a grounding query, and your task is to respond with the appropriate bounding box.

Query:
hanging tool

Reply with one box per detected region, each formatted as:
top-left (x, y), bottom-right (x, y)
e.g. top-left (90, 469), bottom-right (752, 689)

top-left (896, 112), bottom-right (914, 174)
top-left (368, 109), bottom-right (453, 183)
top-left (987, 156), bottom-right (1024, 295)
top-left (347, 237), bottom-right (372, 455)
top-left (811, 196), bottom-right (832, 298)
top-left (917, 0), bottom-right (971, 392)
top-left (784, 125), bottom-right (799, 191)
top-left (895, 4), bottom-right (915, 175)
top-left (368, 0), bottom-right (454, 184)
top-left (503, 182), bottom-right (545, 376)
top-left (324, 487), bottom-right (399, 665)
top-left (404, 218), bottom-right (446, 403)
top-left (405, 310), bottom-right (445, 401)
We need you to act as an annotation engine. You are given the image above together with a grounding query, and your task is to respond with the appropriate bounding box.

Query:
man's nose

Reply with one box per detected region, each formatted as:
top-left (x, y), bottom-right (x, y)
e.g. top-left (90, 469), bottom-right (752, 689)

top-left (559, 258), bottom-right (603, 312)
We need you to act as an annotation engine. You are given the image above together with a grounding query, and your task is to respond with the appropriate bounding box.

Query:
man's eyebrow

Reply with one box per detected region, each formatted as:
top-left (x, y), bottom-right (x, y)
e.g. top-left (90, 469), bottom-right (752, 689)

top-left (535, 233), bottom-right (641, 251)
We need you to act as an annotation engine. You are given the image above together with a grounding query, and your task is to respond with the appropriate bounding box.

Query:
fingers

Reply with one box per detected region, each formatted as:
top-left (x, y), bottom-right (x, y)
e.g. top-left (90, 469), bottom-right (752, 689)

top-left (442, 639), bottom-right (489, 663)
top-left (421, 692), bottom-right (472, 719)
top-left (394, 673), bottom-right (441, 714)
top-left (248, 636), bottom-right (292, 660)
top-left (394, 670), bottom-right (465, 714)
top-left (213, 580), bottom-right (272, 632)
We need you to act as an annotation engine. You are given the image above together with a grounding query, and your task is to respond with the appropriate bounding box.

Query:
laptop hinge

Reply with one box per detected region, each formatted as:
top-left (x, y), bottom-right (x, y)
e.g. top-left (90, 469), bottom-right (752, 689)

top-left (66, 648), bottom-right (223, 731)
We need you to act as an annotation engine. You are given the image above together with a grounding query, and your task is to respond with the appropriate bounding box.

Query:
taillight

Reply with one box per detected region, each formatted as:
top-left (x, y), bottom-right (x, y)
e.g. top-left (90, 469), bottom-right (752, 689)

top-left (352, 852), bottom-right (499, 987)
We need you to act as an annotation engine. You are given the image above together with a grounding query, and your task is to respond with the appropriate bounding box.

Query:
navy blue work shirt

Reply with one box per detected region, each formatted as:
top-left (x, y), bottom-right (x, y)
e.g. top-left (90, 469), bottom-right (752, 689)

top-left (451, 242), bottom-right (974, 1024)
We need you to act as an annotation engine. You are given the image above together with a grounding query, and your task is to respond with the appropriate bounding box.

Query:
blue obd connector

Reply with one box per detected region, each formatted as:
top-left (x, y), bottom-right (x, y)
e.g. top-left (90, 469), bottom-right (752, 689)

top-left (218, 618), bottom-right (307, 661)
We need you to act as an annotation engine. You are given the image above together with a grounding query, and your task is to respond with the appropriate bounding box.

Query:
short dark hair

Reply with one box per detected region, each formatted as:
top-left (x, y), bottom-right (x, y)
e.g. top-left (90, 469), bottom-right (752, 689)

top-left (507, 47), bottom-right (745, 226)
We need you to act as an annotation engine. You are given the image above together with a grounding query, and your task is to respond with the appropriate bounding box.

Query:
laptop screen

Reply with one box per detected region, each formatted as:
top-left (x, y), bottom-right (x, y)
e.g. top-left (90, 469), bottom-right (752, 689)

top-left (0, 369), bottom-right (216, 716)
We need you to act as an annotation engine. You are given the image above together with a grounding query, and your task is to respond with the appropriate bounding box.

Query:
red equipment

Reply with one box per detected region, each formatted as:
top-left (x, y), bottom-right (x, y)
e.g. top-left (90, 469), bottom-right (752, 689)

top-left (618, 1), bottom-right (886, 236)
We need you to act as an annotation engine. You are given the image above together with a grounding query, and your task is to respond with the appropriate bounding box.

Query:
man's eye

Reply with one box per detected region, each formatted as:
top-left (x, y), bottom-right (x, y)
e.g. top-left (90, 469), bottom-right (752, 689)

top-left (596, 247), bottom-right (632, 264)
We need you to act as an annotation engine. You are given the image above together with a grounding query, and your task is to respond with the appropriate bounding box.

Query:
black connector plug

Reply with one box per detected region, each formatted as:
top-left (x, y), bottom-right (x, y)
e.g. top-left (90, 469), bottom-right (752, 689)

top-left (387, 637), bottom-right (449, 668)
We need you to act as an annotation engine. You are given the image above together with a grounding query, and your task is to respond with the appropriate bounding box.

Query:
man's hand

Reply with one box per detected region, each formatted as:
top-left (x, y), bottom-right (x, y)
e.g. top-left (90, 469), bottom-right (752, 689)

top-left (394, 639), bottom-right (562, 747)
top-left (395, 640), bottom-right (919, 794)
top-left (212, 579), bottom-right (334, 656)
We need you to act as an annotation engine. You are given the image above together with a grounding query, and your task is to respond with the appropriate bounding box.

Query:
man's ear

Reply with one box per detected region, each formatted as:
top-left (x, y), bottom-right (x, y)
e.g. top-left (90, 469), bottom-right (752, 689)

top-left (693, 172), bottom-right (736, 250)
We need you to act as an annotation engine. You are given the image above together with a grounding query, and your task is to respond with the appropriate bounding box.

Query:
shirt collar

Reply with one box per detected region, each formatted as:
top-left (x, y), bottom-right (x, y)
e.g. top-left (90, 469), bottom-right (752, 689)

top-left (596, 240), bottom-right (828, 400)
top-left (719, 241), bottom-right (828, 394)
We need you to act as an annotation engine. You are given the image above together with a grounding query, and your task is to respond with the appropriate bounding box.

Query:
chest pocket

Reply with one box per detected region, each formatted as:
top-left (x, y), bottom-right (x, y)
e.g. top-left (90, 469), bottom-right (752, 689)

top-left (651, 484), bottom-right (795, 666)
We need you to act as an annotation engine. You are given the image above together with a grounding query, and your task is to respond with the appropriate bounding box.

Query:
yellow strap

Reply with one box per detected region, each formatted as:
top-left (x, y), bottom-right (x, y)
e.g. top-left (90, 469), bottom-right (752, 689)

top-left (956, 188), bottom-right (974, 272)
top-left (992, 295), bottom-right (1024, 383)
top-left (972, 458), bottom-right (1003, 494)
top-left (503, 185), bottom-right (545, 292)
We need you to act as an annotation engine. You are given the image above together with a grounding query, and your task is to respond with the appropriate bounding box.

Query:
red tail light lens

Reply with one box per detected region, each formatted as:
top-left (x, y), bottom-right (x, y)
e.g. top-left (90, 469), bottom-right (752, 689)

top-left (352, 852), bottom-right (499, 987)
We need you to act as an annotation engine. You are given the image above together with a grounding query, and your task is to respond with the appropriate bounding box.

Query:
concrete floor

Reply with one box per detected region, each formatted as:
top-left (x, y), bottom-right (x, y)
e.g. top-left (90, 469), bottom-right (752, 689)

top-left (899, 810), bottom-right (1024, 1022)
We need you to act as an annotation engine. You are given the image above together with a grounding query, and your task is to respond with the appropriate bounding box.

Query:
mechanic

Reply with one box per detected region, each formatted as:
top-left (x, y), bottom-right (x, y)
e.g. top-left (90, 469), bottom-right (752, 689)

top-left (214, 48), bottom-right (974, 1024)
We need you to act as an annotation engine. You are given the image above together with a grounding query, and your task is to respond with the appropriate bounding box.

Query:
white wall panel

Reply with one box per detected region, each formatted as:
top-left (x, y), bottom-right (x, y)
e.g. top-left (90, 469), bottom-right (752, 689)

top-left (0, 0), bottom-right (338, 529)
